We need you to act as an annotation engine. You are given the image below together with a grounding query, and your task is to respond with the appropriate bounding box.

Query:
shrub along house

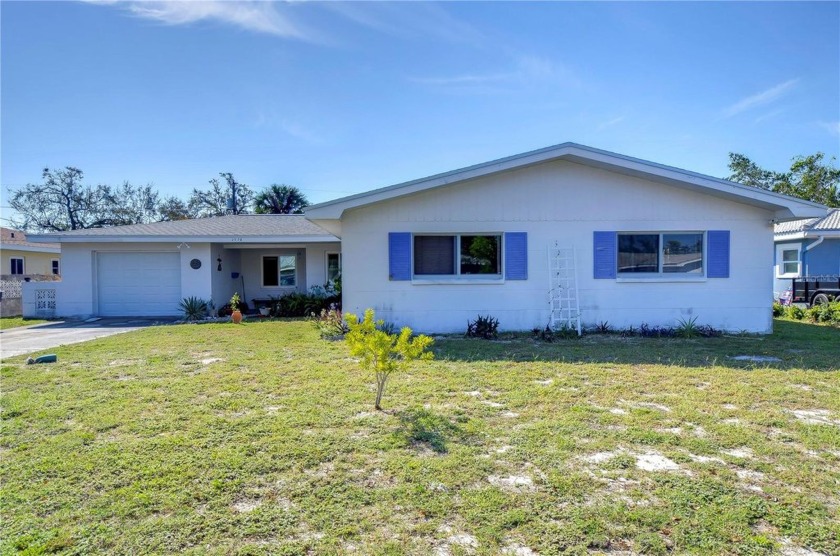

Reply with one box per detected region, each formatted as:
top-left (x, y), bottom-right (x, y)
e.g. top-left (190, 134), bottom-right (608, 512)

top-left (24, 215), bottom-right (339, 318)
top-left (305, 143), bottom-right (826, 334)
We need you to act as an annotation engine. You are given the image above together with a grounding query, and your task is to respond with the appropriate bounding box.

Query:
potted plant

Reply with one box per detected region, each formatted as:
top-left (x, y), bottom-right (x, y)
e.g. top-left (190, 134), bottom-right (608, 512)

top-left (230, 292), bottom-right (243, 324)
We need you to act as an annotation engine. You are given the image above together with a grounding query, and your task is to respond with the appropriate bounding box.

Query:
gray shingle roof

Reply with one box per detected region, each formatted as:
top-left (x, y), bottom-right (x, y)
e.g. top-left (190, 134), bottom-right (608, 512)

top-left (31, 215), bottom-right (334, 239)
top-left (775, 209), bottom-right (840, 235)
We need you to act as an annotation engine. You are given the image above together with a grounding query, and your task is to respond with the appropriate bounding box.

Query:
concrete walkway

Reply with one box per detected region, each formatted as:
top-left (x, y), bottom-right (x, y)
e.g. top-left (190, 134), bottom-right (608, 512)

top-left (0, 318), bottom-right (177, 359)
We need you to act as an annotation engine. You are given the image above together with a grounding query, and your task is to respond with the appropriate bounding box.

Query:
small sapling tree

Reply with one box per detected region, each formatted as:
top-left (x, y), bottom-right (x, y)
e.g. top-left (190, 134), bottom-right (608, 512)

top-left (344, 309), bottom-right (434, 410)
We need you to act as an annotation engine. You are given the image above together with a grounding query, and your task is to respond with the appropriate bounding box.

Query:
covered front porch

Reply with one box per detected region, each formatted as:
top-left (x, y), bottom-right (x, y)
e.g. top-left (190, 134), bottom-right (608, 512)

top-left (209, 241), bottom-right (341, 314)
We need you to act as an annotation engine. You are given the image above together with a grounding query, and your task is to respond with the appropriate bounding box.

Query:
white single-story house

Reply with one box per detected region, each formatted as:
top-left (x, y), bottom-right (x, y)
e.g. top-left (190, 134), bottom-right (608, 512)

top-left (24, 215), bottom-right (339, 317)
top-left (305, 143), bottom-right (826, 334)
top-left (773, 208), bottom-right (840, 299)
top-left (27, 143), bottom-right (826, 332)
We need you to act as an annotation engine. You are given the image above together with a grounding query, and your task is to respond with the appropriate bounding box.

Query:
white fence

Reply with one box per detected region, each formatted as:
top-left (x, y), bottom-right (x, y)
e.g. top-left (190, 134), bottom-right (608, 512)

top-left (22, 281), bottom-right (60, 319)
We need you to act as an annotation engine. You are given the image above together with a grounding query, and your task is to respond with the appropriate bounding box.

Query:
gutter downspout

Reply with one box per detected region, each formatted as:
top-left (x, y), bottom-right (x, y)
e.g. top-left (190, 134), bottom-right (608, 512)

top-left (801, 235), bottom-right (825, 276)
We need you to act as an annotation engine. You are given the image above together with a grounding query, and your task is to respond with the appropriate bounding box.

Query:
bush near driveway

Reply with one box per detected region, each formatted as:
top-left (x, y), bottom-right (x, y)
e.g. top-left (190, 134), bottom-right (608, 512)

top-left (1, 319), bottom-right (838, 554)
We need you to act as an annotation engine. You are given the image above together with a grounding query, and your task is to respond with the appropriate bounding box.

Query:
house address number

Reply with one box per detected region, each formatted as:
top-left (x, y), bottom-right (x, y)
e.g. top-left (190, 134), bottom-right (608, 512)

top-left (230, 237), bottom-right (243, 242)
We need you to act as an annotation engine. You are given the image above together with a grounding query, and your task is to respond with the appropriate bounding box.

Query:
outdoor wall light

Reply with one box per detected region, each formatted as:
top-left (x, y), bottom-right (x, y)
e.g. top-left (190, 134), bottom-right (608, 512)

top-left (217, 257), bottom-right (222, 271)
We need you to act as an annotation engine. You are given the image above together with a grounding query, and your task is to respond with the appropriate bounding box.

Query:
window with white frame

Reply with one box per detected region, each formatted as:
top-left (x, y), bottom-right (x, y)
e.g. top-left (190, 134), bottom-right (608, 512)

top-left (776, 245), bottom-right (801, 277)
top-left (262, 255), bottom-right (297, 287)
top-left (326, 253), bottom-right (341, 283)
top-left (52, 259), bottom-right (60, 275)
top-left (413, 234), bottom-right (501, 277)
top-left (10, 258), bottom-right (24, 275)
top-left (617, 232), bottom-right (704, 275)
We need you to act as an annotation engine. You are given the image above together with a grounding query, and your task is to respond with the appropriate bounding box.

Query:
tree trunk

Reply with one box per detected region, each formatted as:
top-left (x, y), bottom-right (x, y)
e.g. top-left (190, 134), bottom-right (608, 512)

top-left (374, 373), bottom-right (387, 410)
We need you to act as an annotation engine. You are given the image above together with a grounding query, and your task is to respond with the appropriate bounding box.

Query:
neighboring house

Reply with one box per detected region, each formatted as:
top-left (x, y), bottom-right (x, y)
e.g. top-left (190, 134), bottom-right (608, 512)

top-left (773, 208), bottom-right (840, 298)
top-left (305, 143), bottom-right (825, 334)
top-left (27, 143), bottom-right (826, 332)
top-left (25, 215), bottom-right (339, 317)
top-left (1, 227), bottom-right (61, 316)
top-left (1, 227), bottom-right (61, 278)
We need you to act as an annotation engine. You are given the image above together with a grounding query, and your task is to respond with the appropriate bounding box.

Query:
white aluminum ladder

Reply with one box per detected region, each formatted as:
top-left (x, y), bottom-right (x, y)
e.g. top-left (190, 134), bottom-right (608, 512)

top-left (548, 242), bottom-right (582, 335)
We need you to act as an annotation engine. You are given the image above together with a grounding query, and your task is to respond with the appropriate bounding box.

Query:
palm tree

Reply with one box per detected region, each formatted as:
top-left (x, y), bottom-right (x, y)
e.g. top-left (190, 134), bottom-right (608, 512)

top-left (253, 184), bottom-right (310, 214)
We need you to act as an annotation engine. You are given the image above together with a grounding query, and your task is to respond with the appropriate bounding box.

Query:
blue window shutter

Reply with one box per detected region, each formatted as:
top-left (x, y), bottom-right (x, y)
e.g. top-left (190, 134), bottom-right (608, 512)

top-left (388, 232), bottom-right (411, 281)
top-left (707, 230), bottom-right (730, 278)
top-left (504, 232), bottom-right (528, 280)
top-left (593, 231), bottom-right (616, 279)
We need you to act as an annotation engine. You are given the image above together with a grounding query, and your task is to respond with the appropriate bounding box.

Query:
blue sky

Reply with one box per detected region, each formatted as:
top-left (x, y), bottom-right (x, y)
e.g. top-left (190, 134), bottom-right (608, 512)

top-left (2, 1), bottom-right (838, 223)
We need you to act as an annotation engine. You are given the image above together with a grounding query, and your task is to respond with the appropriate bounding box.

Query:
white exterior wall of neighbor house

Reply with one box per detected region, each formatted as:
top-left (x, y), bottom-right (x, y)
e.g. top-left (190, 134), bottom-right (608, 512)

top-left (339, 159), bottom-right (775, 333)
top-left (53, 242), bottom-right (213, 317)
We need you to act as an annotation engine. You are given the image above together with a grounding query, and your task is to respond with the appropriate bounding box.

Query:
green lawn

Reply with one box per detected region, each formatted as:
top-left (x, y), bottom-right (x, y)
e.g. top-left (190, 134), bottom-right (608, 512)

top-left (1, 319), bottom-right (838, 555)
top-left (0, 317), bottom-right (47, 330)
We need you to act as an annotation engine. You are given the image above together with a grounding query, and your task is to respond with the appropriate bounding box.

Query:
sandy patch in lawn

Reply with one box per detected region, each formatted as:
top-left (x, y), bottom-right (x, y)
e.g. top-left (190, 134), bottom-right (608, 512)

top-left (779, 537), bottom-right (829, 556)
top-left (463, 390), bottom-right (482, 397)
top-left (200, 358), bottom-right (223, 365)
top-left (722, 447), bottom-right (754, 459)
top-left (501, 542), bottom-right (537, 555)
top-left (583, 450), bottom-right (624, 464)
top-left (722, 418), bottom-right (743, 425)
top-left (736, 469), bottom-right (766, 492)
top-left (688, 453), bottom-right (726, 465)
top-left (722, 403), bottom-right (738, 410)
top-left (487, 474), bottom-right (534, 491)
top-left (636, 452), bottom-right (680, 472)
top-left (623, 400), bottom-right (671, 412)
top-left (788, 409), bottom-right (840, 426)
top-left (501, 411), bottom-right (520, 418)
top-left (435, 525), bottom-right (478, 556)
top-left (232, 499), bottom-right (262, 513)
top-left (264, 405), bottom-right (283, 414)
top-left (494, 445), bottom-right (513, 454)
top-left (533, 379), bottom-right (553, 386)
top-left (481, 400), bottom-right (505, 408)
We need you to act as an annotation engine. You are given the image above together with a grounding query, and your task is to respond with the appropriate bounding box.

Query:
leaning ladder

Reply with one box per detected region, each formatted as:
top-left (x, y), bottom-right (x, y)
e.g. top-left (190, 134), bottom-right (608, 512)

top-left (548, 242), bottom-right (582, 335)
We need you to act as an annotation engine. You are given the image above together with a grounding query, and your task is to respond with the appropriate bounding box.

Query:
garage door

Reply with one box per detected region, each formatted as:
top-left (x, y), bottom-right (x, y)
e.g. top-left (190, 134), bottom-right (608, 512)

top-left (97, 252), bottom-right (181, 316)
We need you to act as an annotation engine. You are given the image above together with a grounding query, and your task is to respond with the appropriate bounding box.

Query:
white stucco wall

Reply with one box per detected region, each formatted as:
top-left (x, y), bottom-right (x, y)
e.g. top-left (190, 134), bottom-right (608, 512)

top-left (54, 242), bottom-right (212, 318)
top-left (339, 159), bottom-right (775, 333)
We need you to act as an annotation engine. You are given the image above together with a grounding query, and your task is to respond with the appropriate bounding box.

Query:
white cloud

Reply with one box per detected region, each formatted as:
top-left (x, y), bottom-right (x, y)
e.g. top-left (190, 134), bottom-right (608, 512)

top-left (597, 116), bottom-right (625, 131)
top-left (817, 121), bottom-right (840, 136)
top-left (322, 2), bottom-right (484, 46)
top-left (87, 1), bottom-right (315, 40)
top-left (723, 78), bottom-right (799, 118)
top-left (754, 108), bottom-right (785, 124)
top-left (410, 55), bottom-right (579, 94)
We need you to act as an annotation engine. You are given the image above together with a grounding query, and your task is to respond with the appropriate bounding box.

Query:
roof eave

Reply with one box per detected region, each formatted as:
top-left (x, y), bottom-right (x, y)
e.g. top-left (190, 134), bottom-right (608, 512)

top-left (304, 143), bottom-right (827, 221)
top-left (0, 243), bottom-right (61, 254)
top-left (27, 234), bottom-right (338, 244)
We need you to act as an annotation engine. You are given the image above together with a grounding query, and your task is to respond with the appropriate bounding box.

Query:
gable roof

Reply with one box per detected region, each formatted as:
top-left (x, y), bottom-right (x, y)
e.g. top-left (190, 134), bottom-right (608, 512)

top-left (26, 215), bottom-right (337, 244)
top-left (774, 208), bottom-right (840, 239)
top-left (305, 142), bottom-right (827, 222)
top-left (0, 227), bottom-right (61, 253)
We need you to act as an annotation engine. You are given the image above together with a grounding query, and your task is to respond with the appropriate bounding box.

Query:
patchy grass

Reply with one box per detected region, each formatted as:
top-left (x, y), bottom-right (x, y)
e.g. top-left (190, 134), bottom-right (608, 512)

top-left (1, 318), bottom-right (838, 555)
top-left (0, 317), bottom-right (48, 330)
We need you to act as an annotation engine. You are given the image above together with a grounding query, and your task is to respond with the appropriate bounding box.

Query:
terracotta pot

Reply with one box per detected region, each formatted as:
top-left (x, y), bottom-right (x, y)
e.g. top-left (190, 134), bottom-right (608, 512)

top-left (231, 310), bottom-right (243, 324)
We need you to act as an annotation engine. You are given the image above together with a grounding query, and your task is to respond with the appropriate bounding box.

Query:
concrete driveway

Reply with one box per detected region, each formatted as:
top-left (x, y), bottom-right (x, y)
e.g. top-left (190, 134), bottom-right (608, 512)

top-left (0, 318), bottom-right (178, 359)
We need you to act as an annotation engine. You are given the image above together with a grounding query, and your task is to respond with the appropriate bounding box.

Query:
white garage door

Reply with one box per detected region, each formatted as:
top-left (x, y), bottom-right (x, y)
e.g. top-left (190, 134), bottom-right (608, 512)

top-left (97, 252), bottom-right (181, 316)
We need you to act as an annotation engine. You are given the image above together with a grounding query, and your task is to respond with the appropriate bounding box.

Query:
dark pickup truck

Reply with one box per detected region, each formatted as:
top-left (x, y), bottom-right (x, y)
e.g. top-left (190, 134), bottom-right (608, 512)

top-left (782, 275), bottom-right (840, 306)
